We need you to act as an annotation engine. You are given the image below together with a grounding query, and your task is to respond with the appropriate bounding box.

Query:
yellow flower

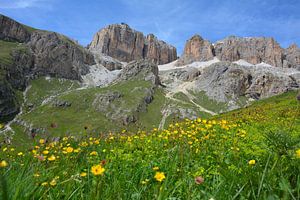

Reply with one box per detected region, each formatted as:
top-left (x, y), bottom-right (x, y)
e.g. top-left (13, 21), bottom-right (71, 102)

top-left (296, 149), bottom-right (300, 158)
top-left (48, 155), bottom-right (56, 161)
top-left (90, 151), bottom-right (98, 156)
top-left (17, 152), bottom-right (24, 156)
top-left (80, 172), bottom-right (87, 177)
top-left (42, 150), bottom-right (49, 155)
top-left (80, 142), bottom-right (88, 147)
top-left (2, 147), bottom-right (7, 152)
top-left (41, 182), bottom-right (48, 186)
top-left (10, 148), bottom-right (15, 152)
top-left (91, 164), bottom-right (105, 176)
top-left (141, 179), bottom-right (149, 184)
top-left (74, 148), bottom-right (81, 153)
top-left (248, 160), bottom-right (256, 165)
top-left (50, 179), bottom-right (57, 186)
top-left (0, 160), bottom-right (8, 168)
top-left (66, 147), bottom-right (74, 153)
top-left (154, 172), bottom-right (166, 182)
top-left (152, 166), bottom-right (159, 171)
top-left (33, 173), bottom-right (40, 177)
top-left (39, 139), bottom-right (45, 144)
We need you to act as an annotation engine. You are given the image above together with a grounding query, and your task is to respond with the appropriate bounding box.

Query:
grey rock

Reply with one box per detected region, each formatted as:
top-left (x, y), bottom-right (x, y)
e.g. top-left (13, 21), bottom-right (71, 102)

top-left (193, 62), bottom-right (299, 106)
top-left (93, 52), bottom-right (123, 71)
top-left (0, 14), bottom-right (31, 42)
top-left (174, 67), bottom-right (201, 82)
top-left (92, 91), bottom-right (123, 112)
top-left (283, 44), bottom-right (300, 70)
top-left (52, 100), bottom-right (72, 108)
top-left (118, 59), bottom-right (160, 86)
top-left (28, 31), bottom-right (95, 80)
top-left (0, 79), bottom-right (19, 122)
top-left (214, 36), bottom-right (284, 67)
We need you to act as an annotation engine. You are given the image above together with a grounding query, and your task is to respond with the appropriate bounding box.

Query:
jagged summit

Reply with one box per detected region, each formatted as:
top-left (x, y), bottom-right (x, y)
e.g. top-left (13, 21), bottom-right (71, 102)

top-left (177, 34), bottom-right (300, 70)
top-left (88, 23), bottom-right (177, 65)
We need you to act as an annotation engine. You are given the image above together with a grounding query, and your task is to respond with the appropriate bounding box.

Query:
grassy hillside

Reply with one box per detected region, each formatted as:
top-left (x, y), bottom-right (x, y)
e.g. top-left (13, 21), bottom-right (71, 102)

top-left (0, 90), bottom-right (299, 199)
top-left (5, 76), bottom-right (217, 147)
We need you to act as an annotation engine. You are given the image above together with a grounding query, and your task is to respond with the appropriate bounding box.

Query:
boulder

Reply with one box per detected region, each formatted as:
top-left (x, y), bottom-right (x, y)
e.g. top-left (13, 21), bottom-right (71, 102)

top-left (118, 59), bottom-right (160, 86)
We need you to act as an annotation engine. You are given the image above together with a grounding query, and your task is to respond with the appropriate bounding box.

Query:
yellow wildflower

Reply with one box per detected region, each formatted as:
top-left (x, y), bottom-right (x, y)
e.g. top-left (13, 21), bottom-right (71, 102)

top-left (80, 172), bottom-right (87, 177)
top-left (141, 179), bottom-right (149, 184)
top-left (48, 155), bottom-right (56, 161)
top-left (2, 147), bottom-right (7, 152)
top-left (91, 164), bottom-right (105, 176)
top-left (41, 182), bottom-right (48, 186)
top-left (296, 149), bottom-right (300, 158)
top-left (39, 139), bottom-right (45, 144)
top-left (0, 160), bottom-right (8, 168)
top-left (74, 148), bottom-right (81, 153)
top-left (33, 173), bottom-right (40, 177)
top-left (154, 172), bottom-right (166, 182)
top-left (50, 179), bottom-right (57, 186)
top-left (152, 166), bottom-right (159, 171)
top-left (90, 151), bottom-right (98, 156)
top-left (17, 152), bottom-right (24, 156)
top-left (66, 147), bottom-right (74, 153)
top-left (248, 160), bottom-right (256, 165)
top-left (42, 150), bottom-right (49, 155)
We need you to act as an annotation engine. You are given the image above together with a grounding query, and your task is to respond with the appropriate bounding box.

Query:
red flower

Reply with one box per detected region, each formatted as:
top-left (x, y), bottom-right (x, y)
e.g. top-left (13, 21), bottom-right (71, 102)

top-left (195, 176), bottom-right (204, 185)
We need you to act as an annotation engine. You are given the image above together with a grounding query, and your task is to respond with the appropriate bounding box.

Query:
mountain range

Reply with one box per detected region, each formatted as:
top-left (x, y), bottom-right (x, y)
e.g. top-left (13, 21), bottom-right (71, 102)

top-left (0, 14), bottom-right (299, 140)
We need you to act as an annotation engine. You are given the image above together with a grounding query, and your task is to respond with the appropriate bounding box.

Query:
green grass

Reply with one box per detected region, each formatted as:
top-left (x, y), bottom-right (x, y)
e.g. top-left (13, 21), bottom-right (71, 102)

top-left (0, 90), bottom-right (299, 199)
top-left (26, 77), bottom-right (80, 107)
top-left (191, 90), bottom-right (229, 113)
top-left (19, 79), bottom-right (167, 137)
top-left (135, 88), bottom-right (166, 130)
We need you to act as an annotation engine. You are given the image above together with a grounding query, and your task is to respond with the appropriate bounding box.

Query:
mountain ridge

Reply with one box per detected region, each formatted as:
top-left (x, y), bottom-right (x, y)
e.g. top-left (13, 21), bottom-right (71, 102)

top-left (0, 14), bottom-right (299, 137)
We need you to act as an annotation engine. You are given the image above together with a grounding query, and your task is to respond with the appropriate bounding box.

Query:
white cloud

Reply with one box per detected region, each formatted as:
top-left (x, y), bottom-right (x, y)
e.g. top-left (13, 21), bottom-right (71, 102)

top-left (0, 0), bottom-right (52, 9)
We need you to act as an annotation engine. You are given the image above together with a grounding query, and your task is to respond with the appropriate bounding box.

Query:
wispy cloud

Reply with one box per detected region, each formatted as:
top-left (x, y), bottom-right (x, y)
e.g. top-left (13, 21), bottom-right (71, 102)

top-left (0, 0), bottom-right (52, 9)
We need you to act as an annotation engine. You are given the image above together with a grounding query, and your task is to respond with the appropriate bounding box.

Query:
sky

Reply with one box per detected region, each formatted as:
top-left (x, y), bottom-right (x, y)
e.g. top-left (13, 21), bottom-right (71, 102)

top-left (0, 0), bottom-right (299, 54)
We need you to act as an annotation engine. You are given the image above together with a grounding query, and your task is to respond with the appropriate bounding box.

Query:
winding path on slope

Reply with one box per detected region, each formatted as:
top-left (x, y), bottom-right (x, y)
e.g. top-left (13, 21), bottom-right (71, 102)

top-left (158, 79), bottom-right (217, 130)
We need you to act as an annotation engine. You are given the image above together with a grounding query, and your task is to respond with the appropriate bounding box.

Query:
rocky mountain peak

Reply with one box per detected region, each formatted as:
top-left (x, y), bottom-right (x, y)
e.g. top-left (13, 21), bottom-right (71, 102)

top-left (0, 14), bottom-right (31, 43)
top-left (89, 24), bottom-right (177, 65)
top-left (214, 36), bottom-right (284, 67)
top-left (287, 43), bottom-right (299, 52)
top-left (176, 34), bottom-right (214, 66)
top-left (176, 34), bottom-right (297, 69)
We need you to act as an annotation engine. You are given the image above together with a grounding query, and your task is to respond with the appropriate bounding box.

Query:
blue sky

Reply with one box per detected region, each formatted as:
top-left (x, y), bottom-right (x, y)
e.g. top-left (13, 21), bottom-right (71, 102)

top-left (0, 0), bottom-right (299, 54)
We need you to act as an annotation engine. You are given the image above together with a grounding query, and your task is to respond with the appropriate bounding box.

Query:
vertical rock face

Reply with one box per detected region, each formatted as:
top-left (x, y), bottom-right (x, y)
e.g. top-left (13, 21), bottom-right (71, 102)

top-left (28, 31), bottom-right (95, 80)
top-left (0, 14), bottom-right (31, 42)
top-left (214, 36), bottom-right (283, 67)
top-left (89, 24), bottom-right (177, 64)
top-left (176, 35), bottom-right (214, 66)
top-left (284, 44), bottom-right (300, 70)
top-left (144, 34), bottom-right (177, 65)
